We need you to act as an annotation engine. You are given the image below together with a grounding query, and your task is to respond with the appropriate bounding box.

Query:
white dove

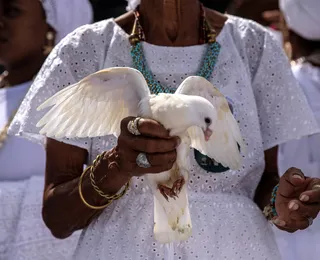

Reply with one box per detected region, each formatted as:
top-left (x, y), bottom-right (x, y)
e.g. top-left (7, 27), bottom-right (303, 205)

top-left (36, 67), bottom-right (245, 244)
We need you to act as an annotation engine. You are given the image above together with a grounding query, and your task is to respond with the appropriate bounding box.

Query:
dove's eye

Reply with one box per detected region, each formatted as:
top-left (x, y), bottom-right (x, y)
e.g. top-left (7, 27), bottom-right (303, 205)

top-left (205, 117), bottom-right (211, 125)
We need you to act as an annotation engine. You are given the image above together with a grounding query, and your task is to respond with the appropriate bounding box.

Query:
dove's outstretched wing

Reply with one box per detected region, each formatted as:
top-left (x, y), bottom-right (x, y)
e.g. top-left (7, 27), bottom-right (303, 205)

top-left (176, 76), bottom-right (245, 170)
top-left (36, 67), bottom-right (150, 139)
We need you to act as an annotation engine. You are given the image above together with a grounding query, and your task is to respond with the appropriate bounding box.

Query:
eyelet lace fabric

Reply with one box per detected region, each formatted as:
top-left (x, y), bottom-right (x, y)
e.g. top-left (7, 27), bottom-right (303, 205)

top-left (9, 16), bottom-right (319, 259)
top-left (0, 177), bottom-right (81, 260)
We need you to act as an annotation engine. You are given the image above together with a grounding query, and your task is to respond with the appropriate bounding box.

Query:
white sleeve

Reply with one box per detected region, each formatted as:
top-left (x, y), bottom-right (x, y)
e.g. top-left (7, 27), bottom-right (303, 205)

top-left (250, 32), bottom-right (320, 151)
top-left (278, 64), bottom-right (320, 176)
top-left (9, 20), bottom-right (114, 151)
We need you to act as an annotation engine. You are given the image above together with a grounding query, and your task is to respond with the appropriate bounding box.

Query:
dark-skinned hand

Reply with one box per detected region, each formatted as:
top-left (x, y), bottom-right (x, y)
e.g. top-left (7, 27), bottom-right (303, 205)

top-left (273, 167), bottom-right (320, 232)
top-left (116, 117), bottom-right (180, 177)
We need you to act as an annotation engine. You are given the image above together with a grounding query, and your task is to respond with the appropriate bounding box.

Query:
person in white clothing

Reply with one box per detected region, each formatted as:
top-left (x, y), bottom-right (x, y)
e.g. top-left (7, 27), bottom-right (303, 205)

top-left (274, 0), bottom-right (320, 259)
top-left (8, 0), bottom-right (320, 259)
top-left (0, 0), bottom-right (92, 259)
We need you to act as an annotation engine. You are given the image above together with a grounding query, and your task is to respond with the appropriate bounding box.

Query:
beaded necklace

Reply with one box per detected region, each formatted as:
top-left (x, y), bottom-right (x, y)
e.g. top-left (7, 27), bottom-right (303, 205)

top-left (129, 5), bottom-right (221, 94)
top-left (128, 6), bottom-right (232, 174)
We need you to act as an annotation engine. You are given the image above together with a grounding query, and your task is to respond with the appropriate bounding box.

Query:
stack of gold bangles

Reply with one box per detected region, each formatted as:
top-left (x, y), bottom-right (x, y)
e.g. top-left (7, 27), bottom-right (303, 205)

top-left (79, 151), bottom-right (130, 210)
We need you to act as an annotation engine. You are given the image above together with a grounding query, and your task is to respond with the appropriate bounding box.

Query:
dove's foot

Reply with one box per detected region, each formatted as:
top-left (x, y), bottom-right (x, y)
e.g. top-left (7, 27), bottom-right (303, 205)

top-left (172, 176), bottom-right (185, 194)
top-left (158, 177), bottom-right (186, 202)
top-left (158, 184), bottom-right (177, 202)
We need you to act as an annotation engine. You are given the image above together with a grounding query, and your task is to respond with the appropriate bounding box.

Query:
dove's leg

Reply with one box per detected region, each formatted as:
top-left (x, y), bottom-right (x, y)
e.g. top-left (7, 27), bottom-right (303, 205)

top-left (172, 176), bottom-right (185, 194)
top-left (158, 176), bottom-right (186, 201)
top-left (158, 184), bottom-right (178, 201)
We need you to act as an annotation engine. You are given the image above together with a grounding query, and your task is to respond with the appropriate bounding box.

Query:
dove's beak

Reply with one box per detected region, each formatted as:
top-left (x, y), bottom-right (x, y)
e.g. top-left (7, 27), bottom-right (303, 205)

top-left (203, 128), bottom-right (213, 142)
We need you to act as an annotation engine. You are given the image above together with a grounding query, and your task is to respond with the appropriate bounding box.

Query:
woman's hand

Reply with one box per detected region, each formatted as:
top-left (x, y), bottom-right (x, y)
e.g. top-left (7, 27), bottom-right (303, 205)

top-left (273, 167), bottom-right (320, 232)
top-left (42, 117), bottom-right (179, 238)
top-left (116, 117), bottom-right (180, 177)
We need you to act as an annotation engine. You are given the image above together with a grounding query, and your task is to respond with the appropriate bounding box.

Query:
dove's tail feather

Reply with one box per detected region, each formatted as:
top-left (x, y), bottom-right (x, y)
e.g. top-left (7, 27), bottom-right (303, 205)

top-left (153, 185), bottom-right (192, 244)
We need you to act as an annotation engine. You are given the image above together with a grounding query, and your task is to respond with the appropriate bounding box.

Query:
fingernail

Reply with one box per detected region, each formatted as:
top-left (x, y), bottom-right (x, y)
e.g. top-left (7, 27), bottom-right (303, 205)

top-left (292, 174), bottom-right (303, 180)
top-left (288, 201), bottom-right (299, 210)
top-left (273, 219), bottom-right (286, 227)
top-left (300, 194), bottom-right (309, 202)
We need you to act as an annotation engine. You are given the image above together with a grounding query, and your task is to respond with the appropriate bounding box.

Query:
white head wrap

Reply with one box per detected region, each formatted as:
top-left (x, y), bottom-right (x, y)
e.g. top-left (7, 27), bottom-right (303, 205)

top-left (126, 0), bottom-right (141, 11)
top-left (41, 0), bottom-right (93, 44)
top-left (280, 0), bottom-right (320, 41)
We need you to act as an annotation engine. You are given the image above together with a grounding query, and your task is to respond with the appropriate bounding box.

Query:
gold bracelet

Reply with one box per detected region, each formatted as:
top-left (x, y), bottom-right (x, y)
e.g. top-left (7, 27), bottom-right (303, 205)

top-left (89, 152), bottom-right (130, 201)
top-left (78, 166), bottom-right (113, 210)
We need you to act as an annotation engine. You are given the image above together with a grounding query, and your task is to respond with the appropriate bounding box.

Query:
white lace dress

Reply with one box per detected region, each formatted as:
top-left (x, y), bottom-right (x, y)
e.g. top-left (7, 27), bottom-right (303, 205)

top-left (9, 16), bottom-right (320, 260)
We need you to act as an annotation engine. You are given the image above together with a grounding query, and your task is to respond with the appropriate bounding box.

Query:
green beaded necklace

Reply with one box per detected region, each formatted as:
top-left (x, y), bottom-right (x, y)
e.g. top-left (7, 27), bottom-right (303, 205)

top-left (129, 5), bottom-right (221, 95)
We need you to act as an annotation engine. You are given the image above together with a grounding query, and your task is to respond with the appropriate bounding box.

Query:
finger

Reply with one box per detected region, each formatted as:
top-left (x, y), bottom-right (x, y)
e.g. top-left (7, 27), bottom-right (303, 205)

top-left (127, 135), bottom-right (179, 153)
top-left (119, 153), bottom-right (175, 176)
top-left (273, 216), bottom-right (309, 231)
top-left (138, 118), bottom-right (171, 138)
top-left (272, 218), bottom-right (297, 233)
top-left (287, 200), bottom-right (319, 219)
top-left (121, 117), bottom-right (170, 138)
top-left (146, 150), bottom-right (177, 166)
top-left (122, 149), bottom-right (177, 163)
top-left (279, 168), bottom-right (306, 197)
top-left (299, 181), bottom-right (320, 204)
top-left (286, 218), bottom-right (310, 231)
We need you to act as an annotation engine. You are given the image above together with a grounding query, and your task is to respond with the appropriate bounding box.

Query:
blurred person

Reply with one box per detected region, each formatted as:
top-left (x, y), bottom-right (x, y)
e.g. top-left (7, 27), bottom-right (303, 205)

top-left (229, 0), bottom-right (278, 27)
top-left (228, 0), bottom-right (284, 43)
top-left (273, 0), bottom-right (320, 260)
top-left (0, 0), bottom-right (92, 259)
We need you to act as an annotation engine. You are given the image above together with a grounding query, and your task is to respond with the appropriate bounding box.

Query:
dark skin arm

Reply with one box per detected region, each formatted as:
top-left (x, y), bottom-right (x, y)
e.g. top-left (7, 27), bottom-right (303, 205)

top-left (254, 146), bottom-right (280, 210)
top-left (42, 139), bottom-right (129, 239)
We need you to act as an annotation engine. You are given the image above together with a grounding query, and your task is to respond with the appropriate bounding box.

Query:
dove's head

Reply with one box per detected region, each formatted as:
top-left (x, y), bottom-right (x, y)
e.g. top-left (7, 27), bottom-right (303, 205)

top-left (188, 95), bottom-right (217, 142)
top-left (178, 76), bottom-right (219, 142)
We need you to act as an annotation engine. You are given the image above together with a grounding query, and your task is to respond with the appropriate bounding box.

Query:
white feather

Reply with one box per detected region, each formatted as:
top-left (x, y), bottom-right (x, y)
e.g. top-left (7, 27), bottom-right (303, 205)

top-left (176, 76), bottom-right (245, 170)
top-left (37, 68), bottom-right (245, 244)
top-left (37, 67), bottom-right (150, 138)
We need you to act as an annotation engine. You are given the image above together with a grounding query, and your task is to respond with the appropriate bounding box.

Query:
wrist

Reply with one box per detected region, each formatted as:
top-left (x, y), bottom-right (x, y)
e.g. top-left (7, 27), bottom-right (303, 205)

top-left (263, 184), bottom-right (279, 221)
top-left (254, 171), bottom-right (279, 210)
top-left (93, 148), bottom-right (131, 195)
